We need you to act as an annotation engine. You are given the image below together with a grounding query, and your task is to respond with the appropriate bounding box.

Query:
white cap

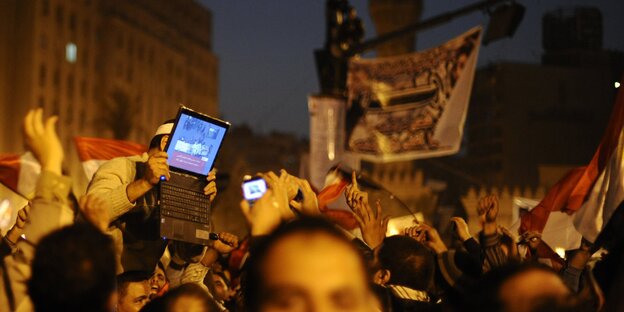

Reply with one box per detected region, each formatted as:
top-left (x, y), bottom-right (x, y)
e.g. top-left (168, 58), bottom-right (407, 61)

top-left (154, 123), bottom-right (174, 136)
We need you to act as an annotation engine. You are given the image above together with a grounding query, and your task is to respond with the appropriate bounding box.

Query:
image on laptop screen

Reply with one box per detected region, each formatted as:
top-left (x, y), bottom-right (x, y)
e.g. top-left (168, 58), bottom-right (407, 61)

top-left (166, 112), bottom-right (227, 176)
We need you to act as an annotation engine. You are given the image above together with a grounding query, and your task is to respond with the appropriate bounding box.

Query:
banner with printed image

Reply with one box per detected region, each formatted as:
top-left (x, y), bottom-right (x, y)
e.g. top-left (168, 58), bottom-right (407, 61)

top-left (346, 27), bottom-right (482, 161)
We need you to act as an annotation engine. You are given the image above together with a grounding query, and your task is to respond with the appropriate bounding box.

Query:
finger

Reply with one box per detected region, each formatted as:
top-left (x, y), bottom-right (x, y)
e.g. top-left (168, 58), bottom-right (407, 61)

top-left (79, 195), bottom-right (88, 210)
top-left (361, 198), bottom-right (372, 223)
top-left (33, 108), bottom-right (44, 136)
top-left (351, 171), bottom-right (358, 190)
top-left (23, 110), bottom-right (35, 139)
top-left (290, 200), bottom-right (302, 210)
top-left (352, 211), bottom-right (364, 228)
top-left (375, 199), bottom-right (382, 220)
top-left (263, 171), bottom-right (279, 187)
top-left (207, 172), bottom-right (217, 182)
top-left (152, 157), bottom-right (170, 165)
top-left (45, 115), bottom-right (59, 136)
top-left (382, 216), bottom-right (389, 231)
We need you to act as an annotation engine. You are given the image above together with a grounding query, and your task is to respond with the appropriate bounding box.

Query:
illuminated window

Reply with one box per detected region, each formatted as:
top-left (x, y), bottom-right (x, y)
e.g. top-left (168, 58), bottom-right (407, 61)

top-left (66, 42), bottom-right (77, 63)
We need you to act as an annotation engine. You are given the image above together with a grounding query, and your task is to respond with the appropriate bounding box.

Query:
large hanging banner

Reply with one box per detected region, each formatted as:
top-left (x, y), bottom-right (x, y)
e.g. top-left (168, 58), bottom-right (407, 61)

top-left (346, 27), bottom-right (482, 161)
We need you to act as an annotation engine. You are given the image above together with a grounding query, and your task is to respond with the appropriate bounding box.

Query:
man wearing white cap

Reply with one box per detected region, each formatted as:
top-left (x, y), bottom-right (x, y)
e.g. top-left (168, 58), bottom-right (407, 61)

top-left (86, 119), bottom-right (218, 273)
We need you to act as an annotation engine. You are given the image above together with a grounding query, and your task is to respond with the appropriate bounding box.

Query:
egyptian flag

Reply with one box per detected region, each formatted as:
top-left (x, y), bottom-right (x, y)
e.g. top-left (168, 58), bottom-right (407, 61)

top-left (573, 126), bottom-right (624, 243)
top-left (520, 77), bottom-right (624, 236)
top-left (74, 137), bottom-right (146, 181)
top-left (316, 165), bottom-right (359, 230)
top-left (0, 152), bottom-right (41, 199)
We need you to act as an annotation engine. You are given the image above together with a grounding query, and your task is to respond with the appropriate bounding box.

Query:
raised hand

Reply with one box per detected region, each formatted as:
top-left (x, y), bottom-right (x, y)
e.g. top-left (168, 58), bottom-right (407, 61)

top-left (79, 194), bottom-right (111, 232)
top-left (284, 172), bottom-right (319, 215)
top-left (477, 195), bottom-right (499, 224)
top-left (241, 171), bottom-right (293, 236)
top-left (203, 169), bottom-right (217, 202)
top-left (212, 232), bottom-right (239, 254)
top-left (143, 151), bottom-right (170, 185)
top-left (450, 217), bottom-right (471, 242)
top-left (477, 195), bottom-right (499, 235)
top-left (405, 223), bottom-right (447, 254)
top-left (22, 108), bottom-right (63, 174)
top-left (345, 171), bottom-right (368, 210)
top-left (352, 198), bottom-right (388, 249)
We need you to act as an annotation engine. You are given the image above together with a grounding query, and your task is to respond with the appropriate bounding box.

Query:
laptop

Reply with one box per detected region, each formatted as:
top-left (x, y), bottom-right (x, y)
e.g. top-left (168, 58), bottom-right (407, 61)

top-left (159, 106), bottom-right (230, 245)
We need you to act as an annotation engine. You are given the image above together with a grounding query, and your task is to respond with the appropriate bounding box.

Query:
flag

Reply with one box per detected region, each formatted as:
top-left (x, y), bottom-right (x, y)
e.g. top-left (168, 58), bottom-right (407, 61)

top-left (520, 75), bottom-right (624, 235)
top-left (0, 152), bottom-right (41, 199)
top-left (573, 127), bottom-right (624, 243)
top-left (316, 167), bottom-right (358, 230)
top-left (74, 137), bottom-right (146, 181)
top-left (346, 27), bottom-right (481, 161)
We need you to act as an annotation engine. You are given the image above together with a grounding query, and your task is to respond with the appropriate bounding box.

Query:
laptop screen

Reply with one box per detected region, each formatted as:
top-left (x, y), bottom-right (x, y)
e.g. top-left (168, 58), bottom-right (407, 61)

top-left (166, 110), bottom-right (228, 176)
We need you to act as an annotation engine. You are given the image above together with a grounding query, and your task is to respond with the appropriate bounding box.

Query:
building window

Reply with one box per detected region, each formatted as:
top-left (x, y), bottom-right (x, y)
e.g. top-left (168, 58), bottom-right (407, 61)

top-left (55, 5), bottom-right (63, 27)
top-left (66, 42), bottom-right (77, 63)
top-left (166, 60), bottom-right (172, 74)
top-left (39, 33), bottom-right (47, 50)
top-left (39, 64), bottom-right (47, 87)
top-left (127, 37), bottom-right (134, 57)
top-left (82, 48), bottom-right (88, 67)
top-left (69, 13), bottom-right (76, 31)
top-left (80, 79), bottom-right (87, 98)
top-left (138, 44), bottom-right (144, 61)
top-left (148, 48), bottom-right (154, 65)
top-left (53, 68), bottom-right (60, 87)
top-left (52, 99), bottom-right (60, 115)
top-left (42, 0), bottom-right (50, 16)
top-left (83, 20), bottom-right (90, 40)
top-left (67, 74), bottom-right (74, 98)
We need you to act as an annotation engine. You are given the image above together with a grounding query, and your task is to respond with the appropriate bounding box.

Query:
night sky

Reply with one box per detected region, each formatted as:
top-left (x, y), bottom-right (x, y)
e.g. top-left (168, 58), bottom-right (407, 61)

top-left (199, 0), bottom-right (624, 138)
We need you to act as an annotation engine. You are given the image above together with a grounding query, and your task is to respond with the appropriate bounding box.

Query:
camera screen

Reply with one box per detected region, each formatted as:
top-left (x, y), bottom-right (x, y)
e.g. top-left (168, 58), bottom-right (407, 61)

top-left (242, 179), bottom-right (267, 201)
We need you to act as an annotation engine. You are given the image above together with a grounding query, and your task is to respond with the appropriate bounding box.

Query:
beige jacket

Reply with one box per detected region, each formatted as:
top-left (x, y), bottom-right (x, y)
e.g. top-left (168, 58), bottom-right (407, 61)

top-left (87, 153), bottom-right (149, 220)
top-left (0, 171), bottom-right (73, 311)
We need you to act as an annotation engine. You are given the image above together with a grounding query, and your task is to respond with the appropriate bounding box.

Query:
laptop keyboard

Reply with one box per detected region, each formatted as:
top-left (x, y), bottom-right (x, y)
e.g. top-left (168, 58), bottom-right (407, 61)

top-left (160, 183), bottom-right (210, 223)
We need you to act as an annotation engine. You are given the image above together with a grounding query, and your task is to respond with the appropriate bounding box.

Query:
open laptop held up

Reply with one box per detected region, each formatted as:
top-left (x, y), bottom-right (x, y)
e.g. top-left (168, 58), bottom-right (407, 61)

top-left (159, 106), bottom-right (230, 245)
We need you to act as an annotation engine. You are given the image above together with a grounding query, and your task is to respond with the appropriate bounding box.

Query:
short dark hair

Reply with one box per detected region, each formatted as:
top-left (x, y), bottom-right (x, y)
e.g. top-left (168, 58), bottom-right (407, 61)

top-left (148, 119), bottom-right (176, 150)
top-left (466, 262), bottom-right (563, 311)
top-left (141, 283), bottom-right (220, 312)
top-left (117, 271), bottom-right (152, 300)
top-left (28, 223), bottom-right (116, 312)
top-left (377, 235), bottom-right (435, 291)
top-left (242, 217), bottom-right (366, 311)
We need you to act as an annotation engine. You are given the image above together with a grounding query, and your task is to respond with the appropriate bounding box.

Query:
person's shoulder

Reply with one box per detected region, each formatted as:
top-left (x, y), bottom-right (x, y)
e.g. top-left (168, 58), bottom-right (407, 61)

top-left (97, 153), bottom-right (148, 171)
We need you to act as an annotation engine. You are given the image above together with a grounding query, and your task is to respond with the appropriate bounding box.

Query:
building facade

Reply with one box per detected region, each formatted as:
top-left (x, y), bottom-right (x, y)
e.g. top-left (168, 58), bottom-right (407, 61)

top-left (0, 0), bottom-right (218, 154)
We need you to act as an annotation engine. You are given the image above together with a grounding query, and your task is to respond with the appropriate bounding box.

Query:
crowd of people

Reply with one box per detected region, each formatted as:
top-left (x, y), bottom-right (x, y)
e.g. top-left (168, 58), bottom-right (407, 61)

top-left (0, 108), bottom-right (622, 312)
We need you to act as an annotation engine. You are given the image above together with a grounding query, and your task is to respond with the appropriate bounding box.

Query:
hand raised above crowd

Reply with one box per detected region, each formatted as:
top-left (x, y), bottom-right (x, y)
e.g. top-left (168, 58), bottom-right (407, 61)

top-left (346, 172), bottom-right (387, 248)
top-left (22, 108), bottom-right (63, 175)
top-left (405, 223), bottom-right (447, 254)
top-left (212, 232), bottom-right (239, 254)
top-left (450, 217), bottom-right (472, 242)
top-left (241, 170), bottom-right (293, 236)
top-left (345, 171), bottom-right (368, 209)
top-left (478, 194), bottom-right (499, 234)
top-left (283, 172), bottom-right (319, 215)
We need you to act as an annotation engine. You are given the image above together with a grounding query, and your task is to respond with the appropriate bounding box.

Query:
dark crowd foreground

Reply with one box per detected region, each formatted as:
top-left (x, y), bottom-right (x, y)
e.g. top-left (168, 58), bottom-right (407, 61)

top-left (0, 108), bottom-right (622, 312)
